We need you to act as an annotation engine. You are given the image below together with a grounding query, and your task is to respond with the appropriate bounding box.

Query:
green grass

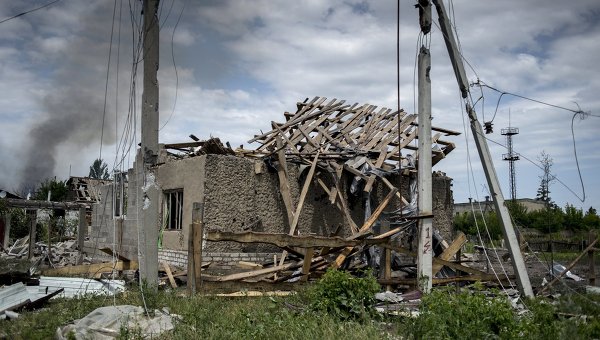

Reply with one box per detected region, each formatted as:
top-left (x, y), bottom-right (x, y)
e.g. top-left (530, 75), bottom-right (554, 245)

top-left (3, 275), bottom-right (600, 340)
top-left (0, 289), bottom-right (386, 340)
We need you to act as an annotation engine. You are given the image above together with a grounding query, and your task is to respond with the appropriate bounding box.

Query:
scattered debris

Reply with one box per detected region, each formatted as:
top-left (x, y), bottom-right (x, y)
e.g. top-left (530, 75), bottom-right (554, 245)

top-left (0, 282), bottom-right (64, 318)
top-left (551, 262), bottom-right (583, 282)
top-left (55, 305), bottom-right (178, 339)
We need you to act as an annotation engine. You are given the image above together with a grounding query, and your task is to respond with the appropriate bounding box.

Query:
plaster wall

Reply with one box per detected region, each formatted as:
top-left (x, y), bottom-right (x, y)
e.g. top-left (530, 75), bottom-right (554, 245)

top-left (90, 154), bottom-right (454, 262)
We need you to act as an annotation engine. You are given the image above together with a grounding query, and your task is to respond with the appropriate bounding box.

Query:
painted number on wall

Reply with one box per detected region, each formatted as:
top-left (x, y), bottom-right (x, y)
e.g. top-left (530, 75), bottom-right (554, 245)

top-left (423, 227), bottom-right (432, 254)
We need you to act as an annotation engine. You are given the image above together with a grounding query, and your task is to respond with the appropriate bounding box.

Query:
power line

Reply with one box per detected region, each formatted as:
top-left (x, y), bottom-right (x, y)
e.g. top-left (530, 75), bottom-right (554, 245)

top-left (159, 0), bottom-right (188, 131)
top-left (481, 129), bottom-right (586, 203)
top-left (474, 80), bottom-right (598, 120)
top-left (99, 0), bottom-right (119, 162)
top-left (0, 0), bottom-right (62, 25)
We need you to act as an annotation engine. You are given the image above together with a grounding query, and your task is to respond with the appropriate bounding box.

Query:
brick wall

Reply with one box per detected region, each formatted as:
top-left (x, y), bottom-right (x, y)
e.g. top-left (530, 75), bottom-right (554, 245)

top-left (158, 249), bottom-right (279, 270)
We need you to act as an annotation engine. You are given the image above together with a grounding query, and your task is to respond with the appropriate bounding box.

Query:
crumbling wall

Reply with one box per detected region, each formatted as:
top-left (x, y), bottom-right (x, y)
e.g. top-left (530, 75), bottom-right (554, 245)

top-left (200, 154), bottom-right (451, 252)
top-left (89, 168), bottom-right (138, 261)
top-left (432, 171), bottom-right (454, 240)
top-left (155, 156), bottom-right (206, 251)
top-left (90, 154), bottom-right (454, 263)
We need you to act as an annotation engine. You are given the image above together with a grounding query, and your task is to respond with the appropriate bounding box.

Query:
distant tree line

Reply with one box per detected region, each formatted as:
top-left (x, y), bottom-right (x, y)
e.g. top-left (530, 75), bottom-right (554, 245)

top-left (454, 201), bottom-right (600, 240)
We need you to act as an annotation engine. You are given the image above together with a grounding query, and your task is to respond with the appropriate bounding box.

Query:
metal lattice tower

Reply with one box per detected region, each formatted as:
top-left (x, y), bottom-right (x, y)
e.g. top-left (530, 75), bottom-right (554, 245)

top-left (501, 126), bottom-right (520, 201)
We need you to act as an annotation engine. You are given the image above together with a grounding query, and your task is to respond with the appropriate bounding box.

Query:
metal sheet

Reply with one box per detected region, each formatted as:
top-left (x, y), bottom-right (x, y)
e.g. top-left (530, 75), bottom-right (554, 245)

top-left (39, 276), bottom-right (125, 298)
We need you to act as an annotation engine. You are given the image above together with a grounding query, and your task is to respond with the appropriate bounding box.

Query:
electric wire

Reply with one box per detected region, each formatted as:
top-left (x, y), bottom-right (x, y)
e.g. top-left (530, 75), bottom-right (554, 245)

top-left (476, 81), bottom-right (598, 118)
top-left (159, 0), bottom-right (187, 131)
top-left (460, 96), bottom-right (514, 292)
top-left (0, 0), bottom-right (62, 24)
top-left (396, 0), bottom-right (402, 216)
top-left (570, 112), bottom-right (586, 202)
top-left (481, 132), bottom-right (586, 202)
top-left (99, 0), bottom-right (119, 162)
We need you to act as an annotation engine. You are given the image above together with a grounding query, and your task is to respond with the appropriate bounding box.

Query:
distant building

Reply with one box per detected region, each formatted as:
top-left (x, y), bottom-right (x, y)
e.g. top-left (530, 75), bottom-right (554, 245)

top-left (454, 197), bottom-right (545, 216)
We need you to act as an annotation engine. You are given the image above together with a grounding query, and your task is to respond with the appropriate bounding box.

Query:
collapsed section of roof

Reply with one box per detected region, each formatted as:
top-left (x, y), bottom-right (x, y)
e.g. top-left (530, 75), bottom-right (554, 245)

top-left (247, 96), bottom-right (459, 169)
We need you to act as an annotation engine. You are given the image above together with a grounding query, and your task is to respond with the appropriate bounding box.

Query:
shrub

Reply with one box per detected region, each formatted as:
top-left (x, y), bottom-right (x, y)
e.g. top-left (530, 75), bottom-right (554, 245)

top-left (304, 269), bottom-right (380, 320)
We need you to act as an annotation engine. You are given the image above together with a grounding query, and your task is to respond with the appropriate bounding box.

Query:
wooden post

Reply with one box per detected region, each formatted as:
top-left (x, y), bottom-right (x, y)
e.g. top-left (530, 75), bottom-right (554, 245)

top-left (188, 202), bottom-right (204, 294)
top-left (301, 247), bottom-right (314, 282)
top-left (78, 207), bottom-right (86, 264)
top-left (384, 248), bottom-right (392, 291)
top-left (187, 217), bottom-right (195, 296)
top-left (589, 231), bottom-right (596, 286)
top-left (47, 217), bottom-right (52, 261)
top-left (27, 210), bottom-right (36, 259)
top-left (2, 213), bottom-right (10, 250)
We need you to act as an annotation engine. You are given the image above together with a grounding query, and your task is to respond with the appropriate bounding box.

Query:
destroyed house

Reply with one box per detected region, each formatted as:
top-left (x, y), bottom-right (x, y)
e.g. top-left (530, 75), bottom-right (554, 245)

top-left (89, 97), bottom-right (459, 271)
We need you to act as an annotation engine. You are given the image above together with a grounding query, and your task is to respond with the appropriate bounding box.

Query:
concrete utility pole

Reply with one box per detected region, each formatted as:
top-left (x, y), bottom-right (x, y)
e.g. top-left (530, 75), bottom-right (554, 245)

top-left (416, 0), bottom-right (433, 293)
top-left (431, 0), bottom-right (533, 297)
top-left (416, 45), bottom-right (433, 293)
top-left (138, 0), bottom-right (160, 288)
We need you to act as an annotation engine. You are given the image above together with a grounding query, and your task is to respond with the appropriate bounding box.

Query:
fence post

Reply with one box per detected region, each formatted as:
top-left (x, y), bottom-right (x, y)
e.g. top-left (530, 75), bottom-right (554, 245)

top-left (187, 202), bottom-right (204, 295)
top-left (590, 230), bottom-right (596, 286)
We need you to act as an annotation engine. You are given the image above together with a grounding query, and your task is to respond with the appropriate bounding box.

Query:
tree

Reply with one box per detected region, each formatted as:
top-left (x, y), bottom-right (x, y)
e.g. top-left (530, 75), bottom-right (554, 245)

top-left (583, 207), bottom-right (600, 230)
top-left (89, 158), bottom-right (110, 180)
top-left (506, 201), bottom-right (529, 227)
top-left (563, 204), bottom-right (584, 231)
top-left (535, 151), bottom-right (556, 206)
top-left (33, 177), bottom-right (68, 202)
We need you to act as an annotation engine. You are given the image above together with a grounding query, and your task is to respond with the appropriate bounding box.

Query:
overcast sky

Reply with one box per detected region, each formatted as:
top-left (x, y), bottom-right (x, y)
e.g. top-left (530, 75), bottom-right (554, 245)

top-left (1, 0), bottom-right (599, 211)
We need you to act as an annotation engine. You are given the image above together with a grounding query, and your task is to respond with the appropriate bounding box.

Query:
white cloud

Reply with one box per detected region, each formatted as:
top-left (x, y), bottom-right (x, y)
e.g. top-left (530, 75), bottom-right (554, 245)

top-left (0, 0), bottom-right (599, 211)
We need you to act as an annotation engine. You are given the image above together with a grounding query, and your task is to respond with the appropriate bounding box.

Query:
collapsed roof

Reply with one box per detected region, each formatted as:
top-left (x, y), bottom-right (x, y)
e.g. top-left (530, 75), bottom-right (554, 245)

top-left (247, 96), bottom-right (459, 169)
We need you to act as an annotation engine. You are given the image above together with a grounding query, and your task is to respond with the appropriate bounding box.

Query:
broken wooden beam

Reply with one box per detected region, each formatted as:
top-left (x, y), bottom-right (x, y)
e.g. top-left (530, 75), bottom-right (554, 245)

top-left (162, 261), bottom-right (178, 288)
top-left (42, 261), bottom-right (138, 276)
top-left (206, 230), bottom-right (367, 249)
top-left (432, 231), bottom-right (467, 275)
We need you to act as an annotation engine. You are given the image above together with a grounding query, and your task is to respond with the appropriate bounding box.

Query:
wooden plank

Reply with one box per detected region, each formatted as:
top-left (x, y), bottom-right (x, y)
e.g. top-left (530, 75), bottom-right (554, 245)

top-left (380, 242), bottom-right (490, 276)
top-left (276, 136), bottom-right (295, 226)
top-left (277, 151), bottom-right (320, 267)
top-left (359, 188), bottom-right (398, 233)
top-left (331, 176), bottom-right (359, 234)
top-left (163, 141), bottom-right (204, 149)
top-left (203, 262), bottom-right (297, 282)
top-left (363, 146), bottom-right (389, 193)
top-left (540, 236), bottom-right (600, 294)
top-left (237, 261), bottom-right (263, 270)
top-left (206, 231), bottom-right (364, 248)
top-left (432, 232), bottom-right (467, 275)
top-left (378, 274), bottom-right (513, 286)
top-left (42, 260), bottom-right (138, 276)
top-left (332, 188), bottom-right (397, 268)
top-left (98, 247), bottom-right (131, 262)
top-left (162, 261), bottom-right (178, 288)
top-left (212, 291), bottom-right (294, 297)
top-left (372, 223), bottom-right (410, 240)
top-left (380, 177), bottom-right (410, 206)
top-left (289, 151), bottom-right (320, 235)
